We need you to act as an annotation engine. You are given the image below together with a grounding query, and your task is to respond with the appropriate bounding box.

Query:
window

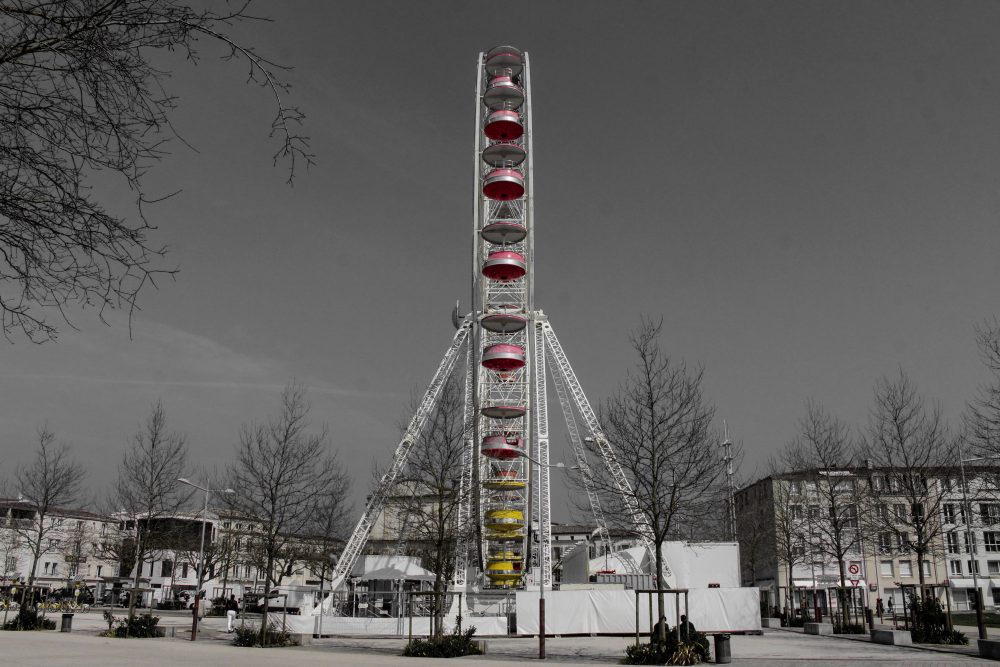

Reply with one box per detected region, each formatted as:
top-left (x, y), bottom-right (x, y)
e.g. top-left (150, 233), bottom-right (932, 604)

top-left (790, 505), bottom-right (803, 520)
top-left (878, 533), bottom-right (894, 555)
top-left (968, 532), bottom-right (980, 553)
top-left (182, 563), bottom-right (189, 579)
top-left (834, 479), bottom-right (855, 493)
top-left (843, 505), bottom-right (858, 528)
top-left (944, 504), bottom-right (957, 524)
top-left (161, 560), bottom-right (172, 577)
top-left (896, 533), bottom-right (910, 552)
top-left (947, 531), bottom-right (961, 554)
top-left (808, 505), bottom-right (820, 519)
top-left (894, 504), bottom-right (908, 521)
top-left (943, 477), bottom-right (954, 492)
top-left (899, 561), bottom-right (913, 577)
top-left (989, 561), bottom-right (1000, 576)
top-left (97, 565), bottom-right (103, 577)
top-left (922, 560), bottom-right (931, 577)
top-left (982, 504), bottom-right (1000, 526)
top-left (793, 534), bottom-right (806, 557)
top-left (806, 480), bottom-right (817, 493)
top-left (880, 560), bottom-right (894, 576)
top-left (950, 560), bottom-right (963, 576)
top-left (790, 481), bottom-right (802, 495)
top-left (872, 476), bottom-right (886, 492)
top-left (43, 562), bottom-right (49, 574)
top-left (968, 560), bottom-right (982, 575)
top-left (51, 563), bottom-right (57, 575)
top-left (985, 532), bottom-right (1000, 553)
top-left (877, 504), bottom-right (890, 521)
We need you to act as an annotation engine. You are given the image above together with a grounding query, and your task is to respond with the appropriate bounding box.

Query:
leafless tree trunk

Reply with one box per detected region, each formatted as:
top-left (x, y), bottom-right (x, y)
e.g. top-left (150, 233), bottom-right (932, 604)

top-left (862, 371), bottom-right (951, 597)
top-left (110, 401), bottom-right (190, 621)
top-left (784, 401), bottom-right (858, 629)
top-left (766, 465), bottom-right (808, 620)
top-left (11, 426), bottom-right (85, 626)
top-left (225, 382), bottom-right (348, 645)
top-left (0, 0), bottom-right (312, 342)
top-left (585, 318), bottom-right (722, 642)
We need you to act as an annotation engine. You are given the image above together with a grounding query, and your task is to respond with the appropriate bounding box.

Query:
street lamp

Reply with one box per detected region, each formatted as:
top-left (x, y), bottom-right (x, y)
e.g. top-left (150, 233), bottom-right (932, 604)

top-left (958, 445), bottom-right (1000, 641)
top-left (177, 478), bottom-right (234, 641)
top-left (516, 451), bottom-right (576, 660)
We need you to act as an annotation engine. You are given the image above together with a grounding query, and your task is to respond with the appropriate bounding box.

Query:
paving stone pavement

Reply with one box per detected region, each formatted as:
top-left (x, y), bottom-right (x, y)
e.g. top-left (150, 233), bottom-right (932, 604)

top-left (0, 621), bottom-right (995, 665)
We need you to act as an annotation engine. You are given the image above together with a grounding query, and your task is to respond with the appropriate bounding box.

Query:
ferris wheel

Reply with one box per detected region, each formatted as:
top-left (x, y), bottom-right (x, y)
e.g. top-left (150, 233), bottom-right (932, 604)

top-left (326, 46), bottom-right (663, 601)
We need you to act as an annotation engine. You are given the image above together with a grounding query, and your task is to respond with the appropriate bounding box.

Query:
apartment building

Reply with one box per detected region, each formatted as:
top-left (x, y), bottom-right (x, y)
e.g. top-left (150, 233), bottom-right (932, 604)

top-left (736, 465), bottom-right (1000, 615)
top-left (0, 498), bottom-right (122, 601)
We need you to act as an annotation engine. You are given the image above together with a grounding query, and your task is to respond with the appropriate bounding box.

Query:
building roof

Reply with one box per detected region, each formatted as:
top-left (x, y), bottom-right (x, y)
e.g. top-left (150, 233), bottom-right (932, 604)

top-left (0, 498), bottom-right (108, 522)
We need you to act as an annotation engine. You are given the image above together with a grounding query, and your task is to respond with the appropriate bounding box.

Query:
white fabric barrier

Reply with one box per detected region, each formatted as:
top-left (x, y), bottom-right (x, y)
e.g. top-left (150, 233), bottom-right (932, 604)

top-left (516, 588), bottom-right (760, 635)
top-left (271, 613), bottom-right (508, 637)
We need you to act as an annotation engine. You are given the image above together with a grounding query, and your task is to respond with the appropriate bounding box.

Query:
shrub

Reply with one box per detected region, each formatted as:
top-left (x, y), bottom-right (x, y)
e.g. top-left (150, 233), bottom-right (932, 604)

top-left (2, 608), bottom-right (56, 631)
top-left (907, 594), bottom-right (966, 645)
top-left (231, 623), bottom-right (291, 648)
top-left (100, 614), bottom-right (163, 638)
top-left (622, 632), bottom-right (709, 665)
top-left (402, 625), bottom-right (482, 658)
top-left (232, 625), bottom-right (259, 647)
top-left (834, 622), bottom-right (866, 635)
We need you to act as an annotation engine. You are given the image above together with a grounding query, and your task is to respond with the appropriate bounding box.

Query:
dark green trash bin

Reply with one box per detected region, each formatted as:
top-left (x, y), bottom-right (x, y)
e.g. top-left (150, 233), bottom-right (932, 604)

top-left (60, 613), bottom-right (74, 632)
top-left (713, 633), bottom-right (731, 664)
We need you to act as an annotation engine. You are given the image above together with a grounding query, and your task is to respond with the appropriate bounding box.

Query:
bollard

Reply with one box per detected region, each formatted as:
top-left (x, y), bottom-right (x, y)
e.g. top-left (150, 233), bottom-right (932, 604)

top-left (713, 633), bottom-right (731, 664)
top-left (60, 613), bottom-right (74, 633)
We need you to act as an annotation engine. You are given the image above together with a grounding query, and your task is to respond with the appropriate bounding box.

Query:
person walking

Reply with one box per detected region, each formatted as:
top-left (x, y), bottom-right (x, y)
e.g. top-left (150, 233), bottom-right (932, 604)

top-left (225, 594), bottom-right (240, 633)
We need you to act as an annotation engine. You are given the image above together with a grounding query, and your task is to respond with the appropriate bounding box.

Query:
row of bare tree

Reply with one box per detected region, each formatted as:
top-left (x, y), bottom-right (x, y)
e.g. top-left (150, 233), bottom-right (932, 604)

top-left (740, 318), bottom-right (1000, 628)
top-left (3, 383), bottom-right (350, 643)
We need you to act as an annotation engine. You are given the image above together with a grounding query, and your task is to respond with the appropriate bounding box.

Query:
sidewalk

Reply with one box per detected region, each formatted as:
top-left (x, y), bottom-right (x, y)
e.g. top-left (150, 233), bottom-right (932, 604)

top-left (0, 626), bottom-right (992, 665)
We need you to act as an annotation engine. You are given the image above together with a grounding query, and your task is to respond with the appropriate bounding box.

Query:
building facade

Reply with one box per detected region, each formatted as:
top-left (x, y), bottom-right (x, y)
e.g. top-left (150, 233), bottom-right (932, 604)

top-left (1, 498), bottom-right (122, 602)
top-left (736, 465), bottom-right (1000, 616)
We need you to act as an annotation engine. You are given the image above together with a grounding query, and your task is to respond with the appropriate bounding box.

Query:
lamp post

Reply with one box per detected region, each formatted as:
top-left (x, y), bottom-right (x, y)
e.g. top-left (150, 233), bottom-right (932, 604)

top-left (958, 444), bottom-right (1000, 640)
top-left (177, 478), bottom-right (234, 641)
top-left (517, 452), bottom-right (574, 660)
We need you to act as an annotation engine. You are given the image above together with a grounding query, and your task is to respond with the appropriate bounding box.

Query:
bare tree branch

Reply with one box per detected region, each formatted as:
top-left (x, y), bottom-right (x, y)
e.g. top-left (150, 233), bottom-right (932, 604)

top-left (0, 0), bottom-right (313, 341)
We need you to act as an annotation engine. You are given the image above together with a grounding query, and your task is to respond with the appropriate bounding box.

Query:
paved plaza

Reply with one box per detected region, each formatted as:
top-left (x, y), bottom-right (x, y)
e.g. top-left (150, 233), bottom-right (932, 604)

top-left (0, 614), bottom-right (996, 667)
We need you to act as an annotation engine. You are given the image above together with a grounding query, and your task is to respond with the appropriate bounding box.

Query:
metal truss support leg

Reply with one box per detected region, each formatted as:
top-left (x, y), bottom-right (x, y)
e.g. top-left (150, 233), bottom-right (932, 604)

top-left (323, 319), bottom-right (473, 602)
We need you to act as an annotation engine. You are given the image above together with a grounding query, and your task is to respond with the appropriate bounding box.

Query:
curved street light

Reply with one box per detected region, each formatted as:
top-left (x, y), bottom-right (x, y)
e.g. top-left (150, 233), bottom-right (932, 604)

top-left (177, 478), bottom-right (234, 641)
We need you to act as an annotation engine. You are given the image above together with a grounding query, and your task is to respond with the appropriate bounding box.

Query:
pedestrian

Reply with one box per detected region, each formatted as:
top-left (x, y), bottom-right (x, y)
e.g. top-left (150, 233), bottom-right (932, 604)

top-left (679, 614), bottom-right (696, 640)
top-left (225, 594), bottom-right (240, 633)
top-left (875, 597), bottom-right (884, 619)
top-left (651, 616), bottom-right (669, 645)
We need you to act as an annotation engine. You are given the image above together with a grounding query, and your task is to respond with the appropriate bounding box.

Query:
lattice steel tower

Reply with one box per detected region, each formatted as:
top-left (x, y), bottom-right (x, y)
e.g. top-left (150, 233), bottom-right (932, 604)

top-left (326, 46), bottom-right (663, 599)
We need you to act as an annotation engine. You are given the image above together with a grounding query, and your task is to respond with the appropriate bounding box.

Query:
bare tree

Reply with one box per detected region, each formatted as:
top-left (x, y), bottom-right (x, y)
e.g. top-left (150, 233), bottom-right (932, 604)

top-left (11, 426), bottom-right (85, 626)
top-left (226, 382), bottom-right (346, 645)
top-left (586, 318), bottom-right (722, 640)
top-left (784, 401), bottom-right (858, 628)
top-left (390, 376), bottom-right (465, 634)
top-left (111, 401), bottom-right (190, 619)
top-left (0, 0), bottom-right (312, 342)
top-left (763, 458), bottom-right (809, 619)
top-left (301, 474), bottom-right (351, 612)
top-left (966, 317), bottom-right (1000, 457)
top-left (863, 371), bottom-right (951, 593)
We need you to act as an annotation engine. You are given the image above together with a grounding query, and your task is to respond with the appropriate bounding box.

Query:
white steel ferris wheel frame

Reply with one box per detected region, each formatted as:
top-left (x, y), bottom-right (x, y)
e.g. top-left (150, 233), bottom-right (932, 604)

top-left (323, 50), bottom-right (663, 603)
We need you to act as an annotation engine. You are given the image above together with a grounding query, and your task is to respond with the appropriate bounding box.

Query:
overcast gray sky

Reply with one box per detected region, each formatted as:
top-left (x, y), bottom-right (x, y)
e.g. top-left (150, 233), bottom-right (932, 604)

top-left (2, 1), bottom-right (1000, 521)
